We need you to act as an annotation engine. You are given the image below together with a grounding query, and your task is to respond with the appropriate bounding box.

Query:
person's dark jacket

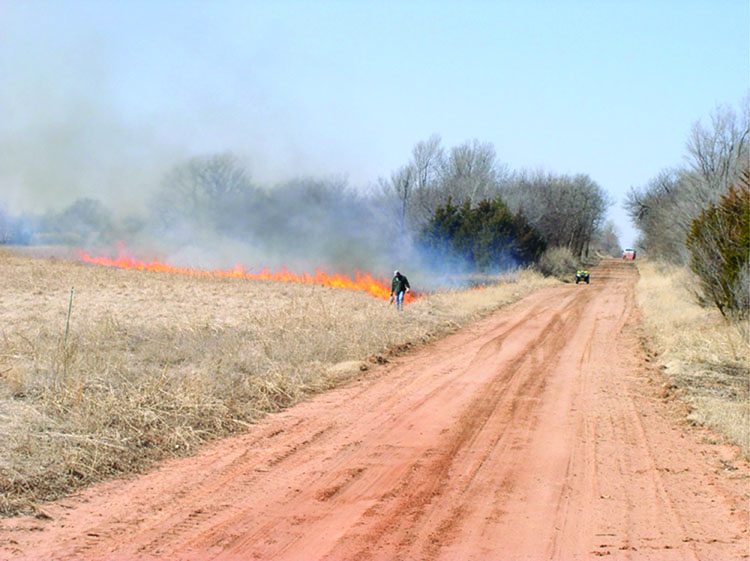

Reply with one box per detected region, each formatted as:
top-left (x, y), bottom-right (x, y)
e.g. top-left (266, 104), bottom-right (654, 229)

top-left (391, 274), bottom-right (410, 295)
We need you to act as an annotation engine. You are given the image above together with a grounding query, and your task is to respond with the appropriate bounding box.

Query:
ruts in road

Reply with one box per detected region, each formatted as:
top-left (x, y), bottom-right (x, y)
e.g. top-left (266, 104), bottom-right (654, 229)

top-left (2, 260), bottom-right (747, 560)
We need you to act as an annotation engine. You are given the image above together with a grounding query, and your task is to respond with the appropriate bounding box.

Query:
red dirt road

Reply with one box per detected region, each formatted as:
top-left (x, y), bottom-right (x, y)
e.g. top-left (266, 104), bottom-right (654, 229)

top-left (2, 260), bottom-right (747, 560)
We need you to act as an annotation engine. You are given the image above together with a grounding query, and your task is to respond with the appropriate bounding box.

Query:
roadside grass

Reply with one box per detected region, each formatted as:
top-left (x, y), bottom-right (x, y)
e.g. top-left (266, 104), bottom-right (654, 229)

top-left (0, 248), bottom-right (557, 517)
top-left (635, 260), bottom-right (749, 457)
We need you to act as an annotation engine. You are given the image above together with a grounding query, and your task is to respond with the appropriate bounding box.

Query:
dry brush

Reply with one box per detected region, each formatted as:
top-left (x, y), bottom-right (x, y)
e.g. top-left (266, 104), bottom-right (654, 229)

top-left (635, 260), bottom-right (749, 457)
top-left (0, 248), bottom-right (555, 516)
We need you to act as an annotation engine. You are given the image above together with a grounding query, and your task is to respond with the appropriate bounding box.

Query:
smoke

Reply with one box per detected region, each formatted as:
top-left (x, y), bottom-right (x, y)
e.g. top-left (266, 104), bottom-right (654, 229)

top-left (1, 146), bottom-right (410, 280)
top-left (0, 4), bottom-right (399, 276)
top-left (0, 21), bottom-right (182, 216)
top-left (0, 3), bottom-right (366, 215)
top-left (0, 4), bottom-right (522, 286)
top-left (0, 22), bottom-right (385, 272)
top-left (4, 147), bottom-right (520, 292)
top-left (1, 136), bottom-right (531, 289)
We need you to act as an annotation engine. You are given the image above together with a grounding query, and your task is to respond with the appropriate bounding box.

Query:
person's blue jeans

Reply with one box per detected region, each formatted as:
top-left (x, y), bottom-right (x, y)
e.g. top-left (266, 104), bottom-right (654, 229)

top-left (396, 291), bottom-right (405, 310)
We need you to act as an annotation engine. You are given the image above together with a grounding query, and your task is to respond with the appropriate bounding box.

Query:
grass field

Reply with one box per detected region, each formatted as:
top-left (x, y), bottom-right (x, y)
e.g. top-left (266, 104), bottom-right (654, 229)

top-left (0, 247), bottom-right (557, 517)
top-left (635, 260), bottom-right (750, 458)
top-left (4, 250), bottom-right (744, 518)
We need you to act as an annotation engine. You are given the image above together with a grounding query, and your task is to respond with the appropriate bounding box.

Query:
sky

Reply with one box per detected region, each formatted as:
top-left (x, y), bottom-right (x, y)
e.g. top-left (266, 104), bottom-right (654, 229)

top-left (1, 0), bottom-right (748, 248)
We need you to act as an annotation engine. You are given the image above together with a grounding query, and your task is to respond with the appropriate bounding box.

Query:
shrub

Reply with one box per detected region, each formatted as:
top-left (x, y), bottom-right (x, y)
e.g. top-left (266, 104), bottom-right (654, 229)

top-left (537, 246), bottom-right (579, 280)
top-left (419, 196), bottom-right (546, 272)
top-left (686, 170), bottom-right (750, 320)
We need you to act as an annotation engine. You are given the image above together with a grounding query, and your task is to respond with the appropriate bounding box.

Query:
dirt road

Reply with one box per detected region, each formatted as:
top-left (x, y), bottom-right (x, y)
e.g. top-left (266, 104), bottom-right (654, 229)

top-left (2, 260), bottom-right (747, 560)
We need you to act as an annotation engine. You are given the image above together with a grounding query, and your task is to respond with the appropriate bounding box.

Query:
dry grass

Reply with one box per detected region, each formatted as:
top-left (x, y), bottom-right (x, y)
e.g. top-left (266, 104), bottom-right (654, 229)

top-left (635, 260), bottom-right (750, 456)
top-left (0, 247), bottom-right (556, 516)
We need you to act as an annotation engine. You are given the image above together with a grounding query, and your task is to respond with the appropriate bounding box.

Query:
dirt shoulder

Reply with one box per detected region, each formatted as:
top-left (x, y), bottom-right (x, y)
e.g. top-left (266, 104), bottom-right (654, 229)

top-left (1, 260), bottom-right (747, 560)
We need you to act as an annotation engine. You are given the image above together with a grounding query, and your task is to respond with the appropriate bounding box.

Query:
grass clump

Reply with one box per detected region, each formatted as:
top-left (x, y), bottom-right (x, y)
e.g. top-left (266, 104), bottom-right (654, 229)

top-left (537, 246), bottom-right (581, 281)
top-left (635, 260), bottom-right (749, 457)
top-left (0, 248), bottom-right (556, 516)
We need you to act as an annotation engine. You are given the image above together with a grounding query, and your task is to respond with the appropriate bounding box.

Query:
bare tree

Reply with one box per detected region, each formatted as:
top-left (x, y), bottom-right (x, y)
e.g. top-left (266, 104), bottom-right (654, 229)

top-left (378, 135), bottom-right (444, 232)
top-left (440, 139), bottom-right (505, 203)
top-left (571, 174), bottom-right (610, 257)
top-left (412, 134), bottom-right (444, 192)
top-left (151, 152), bottom-right (256, 231)
top-left (626, 97), bottom-right (749, 263)
top-left (409, 134), bottom-right (445, 225)
top-left (685, 101), bottom-right (749, 197)
top-left (625, 169), bottom-right (689, 262)
top-left (593, 220), bottom-right (623, 257)
top-left (378, 164), bottom-right (415, 234)
top-left (381, 136), bottom-right (512, 234)
top-left (40, 198), bottom-right (114, 245)
top-left (410, 138), bottom-right (509, 229)
top-left (503, 170), bottom-right (609, 259)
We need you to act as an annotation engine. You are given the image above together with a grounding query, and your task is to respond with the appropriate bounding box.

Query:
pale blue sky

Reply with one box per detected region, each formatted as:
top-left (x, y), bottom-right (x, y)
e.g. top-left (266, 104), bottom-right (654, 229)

top-left (2, 0), bottom-right (748, 246)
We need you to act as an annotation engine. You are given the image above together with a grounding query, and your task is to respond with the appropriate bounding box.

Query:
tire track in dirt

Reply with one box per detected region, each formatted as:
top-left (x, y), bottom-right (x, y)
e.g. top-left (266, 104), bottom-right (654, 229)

top-left (208, 293), bottom-right (585, 561)
top-left (1, 260), bottom-right (747, 560)
top-left (344, 310), bottom-right (574, 560)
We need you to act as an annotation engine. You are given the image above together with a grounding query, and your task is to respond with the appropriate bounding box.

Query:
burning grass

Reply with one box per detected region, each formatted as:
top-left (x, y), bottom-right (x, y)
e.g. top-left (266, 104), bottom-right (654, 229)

top-left (635, 260), bottom-right (750, 457)
top-left (0, 247), bottom-right (556, 516)
top-left (76, 246), bottom-right (406, 302)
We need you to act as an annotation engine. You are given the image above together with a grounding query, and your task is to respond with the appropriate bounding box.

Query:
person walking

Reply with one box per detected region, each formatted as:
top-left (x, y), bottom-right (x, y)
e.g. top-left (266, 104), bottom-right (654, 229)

top-left (390, 270), bottom-right (410, 310)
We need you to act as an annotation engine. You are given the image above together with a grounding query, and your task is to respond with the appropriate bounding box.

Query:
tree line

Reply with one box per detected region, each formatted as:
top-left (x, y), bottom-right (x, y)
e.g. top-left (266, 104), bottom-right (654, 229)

top-left (379, 135), bottom-right (611, 271)
top-left (2, 136), bottom-right (614, 276)
top-left (625, 98), bottom-right (749, 320)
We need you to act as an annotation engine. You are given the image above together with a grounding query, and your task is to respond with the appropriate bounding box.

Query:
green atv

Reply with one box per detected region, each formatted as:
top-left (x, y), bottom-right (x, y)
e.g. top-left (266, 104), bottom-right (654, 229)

top-left (575, 269), bottom-right (590, 284)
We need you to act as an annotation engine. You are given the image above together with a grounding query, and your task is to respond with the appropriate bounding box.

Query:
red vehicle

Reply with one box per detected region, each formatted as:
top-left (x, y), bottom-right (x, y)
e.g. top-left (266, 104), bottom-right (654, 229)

top-left (622, 248), bottom-right (636, 260)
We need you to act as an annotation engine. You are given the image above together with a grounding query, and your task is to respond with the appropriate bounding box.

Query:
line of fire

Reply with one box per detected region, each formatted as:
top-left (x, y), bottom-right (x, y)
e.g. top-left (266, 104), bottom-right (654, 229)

top-left (76, 247), bottom-right (420, 305)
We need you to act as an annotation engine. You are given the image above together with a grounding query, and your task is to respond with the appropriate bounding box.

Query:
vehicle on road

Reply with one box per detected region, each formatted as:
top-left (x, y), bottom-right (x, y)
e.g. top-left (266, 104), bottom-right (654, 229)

top-left (575, 269), bottom-right (590, 284)
top-left (622, 248), bottom-right (636, 260)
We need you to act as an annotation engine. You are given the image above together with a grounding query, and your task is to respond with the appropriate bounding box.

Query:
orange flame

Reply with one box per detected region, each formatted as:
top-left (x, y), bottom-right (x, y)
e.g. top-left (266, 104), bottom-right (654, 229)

top-left (76, 246), bottom-right (418, 304)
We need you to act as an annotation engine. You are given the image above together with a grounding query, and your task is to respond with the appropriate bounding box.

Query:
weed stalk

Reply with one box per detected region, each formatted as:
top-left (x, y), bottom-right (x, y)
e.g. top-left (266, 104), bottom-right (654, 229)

top-left (64, 286), bottom-right (74, 345)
